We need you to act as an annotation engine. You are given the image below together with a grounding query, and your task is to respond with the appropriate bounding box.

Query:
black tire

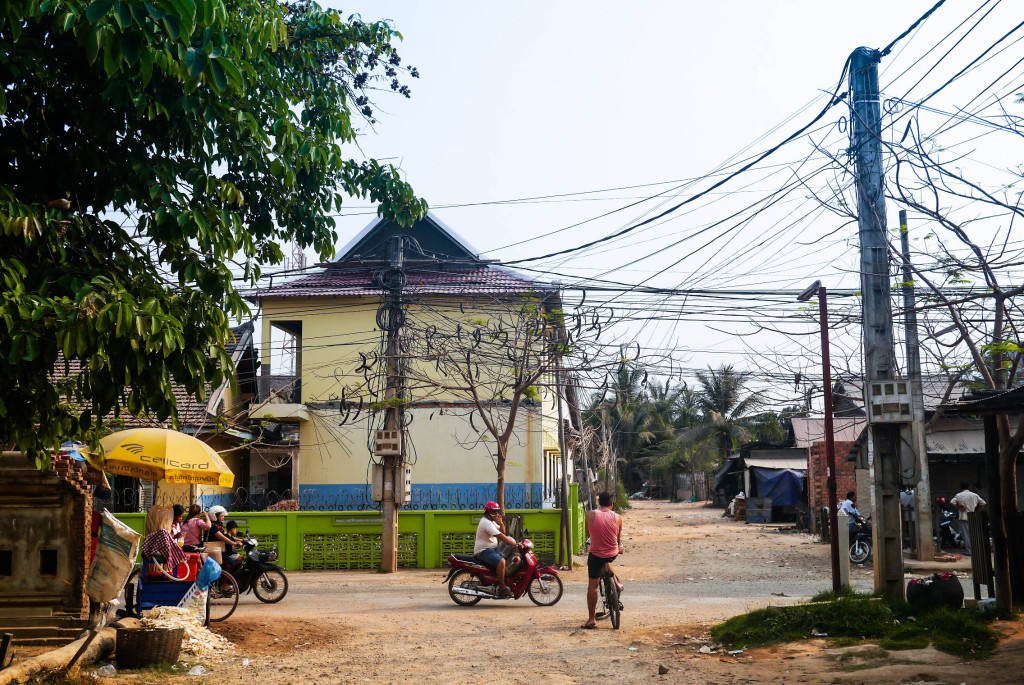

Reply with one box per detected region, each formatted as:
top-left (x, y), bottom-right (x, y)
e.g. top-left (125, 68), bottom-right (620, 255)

top-left (527, 572), bottom-right (563, 606)
top-left (850, 539), bottom-right (871, 565)
top-left (448, 570), bottom-right (484, 606)
top-left (122, 568), bottom-right (142, 618)
top-left (208, 571), bottom-right (239, 622)
top-left (253, 568), bottom-right (289, 604)
top-left (603, 575), bottom-right (621, 630)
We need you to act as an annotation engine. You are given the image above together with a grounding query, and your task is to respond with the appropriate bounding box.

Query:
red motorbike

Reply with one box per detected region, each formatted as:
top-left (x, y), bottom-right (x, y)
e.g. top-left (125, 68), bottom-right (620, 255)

top-left (443, 539), bottom-right (563, 606)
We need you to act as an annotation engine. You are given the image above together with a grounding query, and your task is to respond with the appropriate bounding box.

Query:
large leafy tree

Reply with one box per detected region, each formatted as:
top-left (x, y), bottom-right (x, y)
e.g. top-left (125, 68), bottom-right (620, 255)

top-left (681, 364), bottom-right (763, 461)
top-left (1, 0), bottom-right (427, 464)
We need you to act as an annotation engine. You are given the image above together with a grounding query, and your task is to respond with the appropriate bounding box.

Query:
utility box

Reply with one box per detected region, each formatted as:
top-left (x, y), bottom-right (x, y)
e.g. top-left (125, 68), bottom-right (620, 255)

top-left (865, 379), bottom-right (912, 423)
top-left (374, 429), bottom-right (401, 456)
top-left (371, 463), bottom-right (412, 504)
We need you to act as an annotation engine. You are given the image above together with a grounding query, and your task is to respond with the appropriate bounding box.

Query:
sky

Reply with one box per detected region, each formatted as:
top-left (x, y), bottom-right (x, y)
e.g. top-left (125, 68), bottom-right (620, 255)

top-left (264, 1), bottom-right (1024, 409)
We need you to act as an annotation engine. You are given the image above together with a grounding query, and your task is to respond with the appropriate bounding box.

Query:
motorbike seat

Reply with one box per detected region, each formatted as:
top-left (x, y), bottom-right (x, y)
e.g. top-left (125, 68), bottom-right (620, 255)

top-left (453, 554), bottom-right (478, 563)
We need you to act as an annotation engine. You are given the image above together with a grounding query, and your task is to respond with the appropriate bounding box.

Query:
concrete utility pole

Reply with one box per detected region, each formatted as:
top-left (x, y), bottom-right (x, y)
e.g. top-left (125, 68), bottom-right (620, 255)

top-left (377, 236), bottom-right (407, 573)
top-left (899, 210), bottom-right (934, 561)
top-left (555, 363), bottom-right (572, 568)
top-left (850, 47), bottom-right (905, 599)
top-left (601, 403), bottom-right (612, 495)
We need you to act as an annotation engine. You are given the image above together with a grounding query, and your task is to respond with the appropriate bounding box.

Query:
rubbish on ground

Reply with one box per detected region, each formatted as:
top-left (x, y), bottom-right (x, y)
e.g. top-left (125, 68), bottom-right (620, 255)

top-left (699, 645), bottom-right (712, 654)
top-left (94, 663), bottom-right (117, 677)
top-left (727, 649), bottom-right (745, 655)
top-left (187, 664), bottom-right (208, 676)
top-left (242, 658), bottom-right (251, 666)
top-left (811, 630), bottom-right (828, 637)
top-left (628, 647), bottom-right (639, 651)
top-left (142, 606), bottom-right (233, 659)
top-left (658, 664), bottom-right (670, 674)
top-left (933, 554), bottom-right (962, 562)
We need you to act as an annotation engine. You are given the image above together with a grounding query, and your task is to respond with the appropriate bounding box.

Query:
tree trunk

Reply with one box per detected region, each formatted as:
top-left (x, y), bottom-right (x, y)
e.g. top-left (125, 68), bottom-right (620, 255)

top-left (1000, 445), bottom-right (1024, 604)
top-left (986, 417), bottom-right (1012, 611)
top-left (495, 444), bottom-right (507, 511)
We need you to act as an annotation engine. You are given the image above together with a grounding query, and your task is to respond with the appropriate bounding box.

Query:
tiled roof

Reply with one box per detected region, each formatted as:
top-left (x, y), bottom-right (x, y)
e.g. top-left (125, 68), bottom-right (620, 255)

top-left (249, 263), bottom-right (549, 300)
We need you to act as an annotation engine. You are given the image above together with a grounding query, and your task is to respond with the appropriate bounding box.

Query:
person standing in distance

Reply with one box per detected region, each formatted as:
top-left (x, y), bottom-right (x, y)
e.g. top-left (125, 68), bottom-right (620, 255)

top-left (582, 491), bottom-right (623, 629)
top-left (950, 482), bottom-right (986, 556)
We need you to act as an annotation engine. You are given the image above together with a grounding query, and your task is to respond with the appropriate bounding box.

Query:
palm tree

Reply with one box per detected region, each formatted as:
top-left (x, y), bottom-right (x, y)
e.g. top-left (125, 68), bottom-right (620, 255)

top-left (680, 364), bottom-right (763, 462)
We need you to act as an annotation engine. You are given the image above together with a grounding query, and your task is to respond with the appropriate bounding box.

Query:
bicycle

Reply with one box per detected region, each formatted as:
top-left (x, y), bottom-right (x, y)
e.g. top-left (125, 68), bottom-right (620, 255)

top-left (596, 564), bottom-right (622, 629)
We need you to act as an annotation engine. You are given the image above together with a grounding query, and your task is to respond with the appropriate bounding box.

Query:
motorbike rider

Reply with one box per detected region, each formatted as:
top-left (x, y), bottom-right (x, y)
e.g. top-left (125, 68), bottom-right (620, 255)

top-left (840, 491), bottom-right (863, 530)
top-left (474, 501), bottom-right (517, 598)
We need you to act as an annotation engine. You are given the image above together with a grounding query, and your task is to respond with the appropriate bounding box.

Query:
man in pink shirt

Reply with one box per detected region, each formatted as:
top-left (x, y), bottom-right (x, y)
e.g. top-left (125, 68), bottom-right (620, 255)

top-left (582, 491), bottom-right (624, 629)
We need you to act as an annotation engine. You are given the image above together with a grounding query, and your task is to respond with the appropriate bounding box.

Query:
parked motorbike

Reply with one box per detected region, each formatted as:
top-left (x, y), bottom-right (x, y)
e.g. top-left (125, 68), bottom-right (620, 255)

top-left (849, 516), bottom-right (872, 564)
top-left (230, 533), bottom-right (289, 603)
top-left (937, 500), bottom-right (963, 550)
top-left (443, 539), bottom-right (563, 606)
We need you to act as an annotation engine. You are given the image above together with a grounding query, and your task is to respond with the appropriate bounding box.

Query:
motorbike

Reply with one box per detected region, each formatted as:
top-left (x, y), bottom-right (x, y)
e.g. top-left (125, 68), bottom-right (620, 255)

top-left (937, 504), bottom-right (963, 550)
top-left (443, 539), bottom-right (563, 606)
top-left (228, 533), bottom-right (289, 603)
top-left (849, 516), bottom-right (872, 564)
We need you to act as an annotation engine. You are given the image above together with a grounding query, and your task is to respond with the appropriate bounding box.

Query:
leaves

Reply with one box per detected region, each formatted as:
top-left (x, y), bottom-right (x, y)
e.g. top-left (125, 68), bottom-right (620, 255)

top-left (0, 0), bottom-right (426, 460)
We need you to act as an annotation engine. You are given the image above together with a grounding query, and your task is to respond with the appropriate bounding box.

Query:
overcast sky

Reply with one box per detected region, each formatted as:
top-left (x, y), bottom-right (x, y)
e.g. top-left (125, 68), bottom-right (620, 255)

top-left (268, 1), bottom-right (1024, 407)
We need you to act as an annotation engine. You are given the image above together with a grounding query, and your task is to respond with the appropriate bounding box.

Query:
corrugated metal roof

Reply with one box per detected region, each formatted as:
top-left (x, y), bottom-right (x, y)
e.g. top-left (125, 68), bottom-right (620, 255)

top-left (926, 429), bottom-right (984, 455)
top-left (744, 456), bottom-right (807, 471)
top-left (791, 417), bottom-right (866, 447)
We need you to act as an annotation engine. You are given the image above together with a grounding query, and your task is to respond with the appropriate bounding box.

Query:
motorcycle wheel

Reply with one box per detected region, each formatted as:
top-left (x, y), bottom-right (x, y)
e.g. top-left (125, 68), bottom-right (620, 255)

top-left (448, 570), bottom-right (484, 606)
top-left (253, 568), bottom-right (289, 603)
top-left (527, 572), bottom-right (563, 607)
top-left (850, 539), bottom-right (871, 565)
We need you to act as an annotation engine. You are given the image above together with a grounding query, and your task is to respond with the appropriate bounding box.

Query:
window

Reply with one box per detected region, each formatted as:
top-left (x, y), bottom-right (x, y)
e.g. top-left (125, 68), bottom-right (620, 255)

top-left (0, 550), bottom-right (11, 576)
top-left (39, 549), bottom-right (58, 575)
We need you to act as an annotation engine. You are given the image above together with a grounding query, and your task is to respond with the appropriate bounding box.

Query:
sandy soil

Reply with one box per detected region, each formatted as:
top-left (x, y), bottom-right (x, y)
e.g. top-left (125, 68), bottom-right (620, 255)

top-left (88, 501), bottom-right (1022, 684)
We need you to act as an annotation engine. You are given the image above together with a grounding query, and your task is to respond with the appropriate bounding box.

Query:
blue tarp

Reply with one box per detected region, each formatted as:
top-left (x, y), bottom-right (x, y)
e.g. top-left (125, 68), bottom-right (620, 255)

top-left (750, 467), bottom-right (805, 507)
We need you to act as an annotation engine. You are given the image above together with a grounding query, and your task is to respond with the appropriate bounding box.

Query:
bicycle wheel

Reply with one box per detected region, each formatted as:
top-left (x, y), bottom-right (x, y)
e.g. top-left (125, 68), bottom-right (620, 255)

top-left (603, 575), bottom-right (620, 630)
top-left (253, 568), bottom-right (289, 603)
top-left (208, 571), bottom-right (239, 622)
top-left (527, 572), bottom-right (563, 606)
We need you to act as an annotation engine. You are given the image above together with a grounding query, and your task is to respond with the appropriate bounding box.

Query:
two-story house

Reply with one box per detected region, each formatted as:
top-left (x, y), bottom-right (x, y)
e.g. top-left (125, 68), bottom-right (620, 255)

top-left (248, 213), bottom-right (570, 511)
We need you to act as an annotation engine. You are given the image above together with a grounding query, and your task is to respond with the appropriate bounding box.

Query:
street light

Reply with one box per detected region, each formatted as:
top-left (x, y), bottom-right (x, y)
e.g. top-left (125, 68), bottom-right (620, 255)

top-left (798, 280), bottom-right (842, 594)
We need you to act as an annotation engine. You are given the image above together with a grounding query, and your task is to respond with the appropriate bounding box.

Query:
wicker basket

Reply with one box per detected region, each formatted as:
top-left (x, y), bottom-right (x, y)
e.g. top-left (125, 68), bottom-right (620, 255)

top-left (116, 627), bottom-right (184, 669)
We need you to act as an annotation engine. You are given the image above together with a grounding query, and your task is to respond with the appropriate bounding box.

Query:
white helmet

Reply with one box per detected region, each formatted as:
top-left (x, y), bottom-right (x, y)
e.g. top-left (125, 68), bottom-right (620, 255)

top-left (208, 505), bottom-right (227, 518)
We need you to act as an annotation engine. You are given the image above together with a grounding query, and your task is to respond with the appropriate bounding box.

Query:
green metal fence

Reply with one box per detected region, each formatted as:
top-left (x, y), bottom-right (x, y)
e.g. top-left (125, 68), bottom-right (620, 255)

top-left (114, 485), bottom-right (582, 571)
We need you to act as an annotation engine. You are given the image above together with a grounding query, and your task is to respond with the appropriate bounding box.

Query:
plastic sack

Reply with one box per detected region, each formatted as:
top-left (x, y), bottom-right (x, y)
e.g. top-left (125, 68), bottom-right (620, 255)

top-left (87, 509), bottom-right (142, 603)
top-left (196, 557), bottom-right (222, 591)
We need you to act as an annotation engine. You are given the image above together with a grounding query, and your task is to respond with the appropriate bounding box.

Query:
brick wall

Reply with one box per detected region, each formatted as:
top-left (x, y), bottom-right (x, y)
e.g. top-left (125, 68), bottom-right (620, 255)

top-left (807, 440), bottom-right (858, 514)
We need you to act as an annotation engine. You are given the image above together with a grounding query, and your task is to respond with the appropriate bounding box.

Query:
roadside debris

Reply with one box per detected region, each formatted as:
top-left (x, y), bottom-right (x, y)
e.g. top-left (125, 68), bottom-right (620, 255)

top-left (658, 664), bottom-right (670, 674)
top-left (142, 607), bottom-right (233, 659)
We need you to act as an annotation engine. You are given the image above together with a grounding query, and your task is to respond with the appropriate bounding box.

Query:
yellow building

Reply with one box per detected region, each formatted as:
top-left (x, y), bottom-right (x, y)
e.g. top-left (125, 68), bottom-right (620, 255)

top-left (249, 213), bottom-right (570, 511)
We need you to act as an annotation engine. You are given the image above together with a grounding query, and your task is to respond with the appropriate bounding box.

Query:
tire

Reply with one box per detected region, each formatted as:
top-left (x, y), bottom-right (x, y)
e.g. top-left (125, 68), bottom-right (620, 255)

top-left (603, 575), bottom-right (621, 630)
top-left (253, 568), bottom-right (289, 604)
top-left (527, 572), bottom-right (563, 606)
top-left (208, 571), bottom-right (239, 622)
top-left (122, 568), bottom-right (142, 618)
top-left (448, 570), bottom-right (484, 606)
top-left (850, 539), bottom-right (871, 565)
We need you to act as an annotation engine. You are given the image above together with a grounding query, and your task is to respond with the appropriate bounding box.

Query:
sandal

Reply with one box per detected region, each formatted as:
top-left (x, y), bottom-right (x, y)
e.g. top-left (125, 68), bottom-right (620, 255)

top-left (580, 623), bottom-right (597, 629)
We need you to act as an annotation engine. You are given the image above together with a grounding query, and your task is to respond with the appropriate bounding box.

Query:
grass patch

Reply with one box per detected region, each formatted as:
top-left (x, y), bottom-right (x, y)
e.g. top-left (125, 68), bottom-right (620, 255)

top-left (711, 595), bottom-right (1000, 660)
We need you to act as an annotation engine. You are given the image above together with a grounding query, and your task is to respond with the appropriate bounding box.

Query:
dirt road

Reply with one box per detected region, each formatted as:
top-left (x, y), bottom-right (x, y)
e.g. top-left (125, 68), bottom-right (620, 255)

top-left (108, 501), bottom-right (1022, 684)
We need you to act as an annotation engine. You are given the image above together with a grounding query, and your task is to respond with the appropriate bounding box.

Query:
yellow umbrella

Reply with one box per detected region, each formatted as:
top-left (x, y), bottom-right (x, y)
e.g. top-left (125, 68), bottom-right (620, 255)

top-left (92, 428), bottom-right (234, 487)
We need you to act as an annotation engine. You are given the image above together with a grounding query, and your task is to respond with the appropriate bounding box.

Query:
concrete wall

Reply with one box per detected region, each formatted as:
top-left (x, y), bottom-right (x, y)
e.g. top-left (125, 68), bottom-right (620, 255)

top-left (256, 295), bottom-right (563, 506)
top-left (0, 453), bottom-right (91, 617)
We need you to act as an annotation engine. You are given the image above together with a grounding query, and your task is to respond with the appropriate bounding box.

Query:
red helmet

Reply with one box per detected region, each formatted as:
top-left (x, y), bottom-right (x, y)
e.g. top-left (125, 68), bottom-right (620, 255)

top-left (484, 501), bottom-right (501, 513)
top-left (935, 496), bottom-right (947, 506)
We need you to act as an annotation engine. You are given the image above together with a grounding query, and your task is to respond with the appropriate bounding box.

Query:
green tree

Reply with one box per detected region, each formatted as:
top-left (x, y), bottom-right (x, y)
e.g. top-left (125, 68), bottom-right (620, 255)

top-left (1, 0), bottom-right (427, 465)
top-left (680, 364), bottom-right (763, 462)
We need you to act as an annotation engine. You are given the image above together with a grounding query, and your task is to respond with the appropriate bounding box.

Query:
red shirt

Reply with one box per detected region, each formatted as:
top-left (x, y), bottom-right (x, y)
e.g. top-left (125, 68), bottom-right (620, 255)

top-left (589, 509), bottom-right (620, 558)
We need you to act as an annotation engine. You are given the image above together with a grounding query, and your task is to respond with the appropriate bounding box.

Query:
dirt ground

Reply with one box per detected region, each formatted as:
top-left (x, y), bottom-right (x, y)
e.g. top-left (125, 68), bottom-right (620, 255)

top-left (75, 501), bottom-right (1023, 684)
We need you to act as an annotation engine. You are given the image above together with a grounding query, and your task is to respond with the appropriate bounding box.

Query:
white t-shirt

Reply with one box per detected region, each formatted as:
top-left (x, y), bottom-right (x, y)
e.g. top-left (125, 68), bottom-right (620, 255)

top-left (951, 490), bottom-right (986, 521)
top-left (474, 517), bottom-right (501, 554)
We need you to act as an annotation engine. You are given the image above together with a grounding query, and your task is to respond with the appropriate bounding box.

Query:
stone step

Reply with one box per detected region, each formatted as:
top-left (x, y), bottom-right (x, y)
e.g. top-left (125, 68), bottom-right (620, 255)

top-left (7, 626), bottom-right (85, 643)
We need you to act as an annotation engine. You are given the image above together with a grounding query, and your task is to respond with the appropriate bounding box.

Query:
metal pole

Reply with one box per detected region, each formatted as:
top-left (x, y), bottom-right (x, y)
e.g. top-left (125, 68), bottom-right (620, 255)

top-left (899, 210), bottom-right (934, 561)
top-left (818, 286), bottom-right (843, 594)
top-left (851, 47), bottom-right (904, 599)
top-left (601, 403), bottom-right (612, 494)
